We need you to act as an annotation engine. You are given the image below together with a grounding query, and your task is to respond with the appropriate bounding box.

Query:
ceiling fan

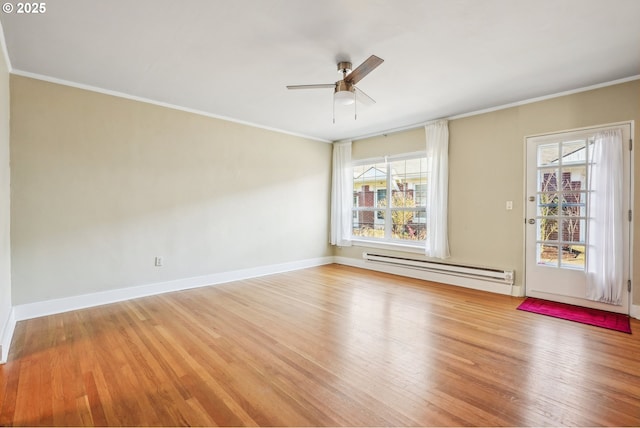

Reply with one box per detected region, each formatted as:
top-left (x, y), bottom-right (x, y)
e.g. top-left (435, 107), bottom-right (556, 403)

top-left (286, 55), bottom-right (384, 121)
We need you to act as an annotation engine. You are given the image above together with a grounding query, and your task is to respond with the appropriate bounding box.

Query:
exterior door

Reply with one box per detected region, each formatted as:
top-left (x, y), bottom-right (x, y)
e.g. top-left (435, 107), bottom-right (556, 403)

top-left (525, 123), bottom-right (632, 314)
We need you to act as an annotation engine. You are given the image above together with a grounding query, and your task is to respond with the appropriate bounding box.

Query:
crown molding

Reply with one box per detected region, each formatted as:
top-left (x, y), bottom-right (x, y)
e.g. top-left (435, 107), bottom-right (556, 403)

top-left (10, 69), bottom-right (332, 144)
top-left (345, 75), bottom-right (640, 143)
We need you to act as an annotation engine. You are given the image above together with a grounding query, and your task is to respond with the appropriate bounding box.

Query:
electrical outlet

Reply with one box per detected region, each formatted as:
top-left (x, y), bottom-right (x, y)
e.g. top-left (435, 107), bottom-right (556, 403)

top-left (155, 256), bottom-right (163, 267)
top-left (506, 201), bottom-right (513, 210)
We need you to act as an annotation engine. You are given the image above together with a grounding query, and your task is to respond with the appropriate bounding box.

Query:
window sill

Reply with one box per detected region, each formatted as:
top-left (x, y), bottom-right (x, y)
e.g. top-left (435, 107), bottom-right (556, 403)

top-left (350, 238), bottom-right (426, 255)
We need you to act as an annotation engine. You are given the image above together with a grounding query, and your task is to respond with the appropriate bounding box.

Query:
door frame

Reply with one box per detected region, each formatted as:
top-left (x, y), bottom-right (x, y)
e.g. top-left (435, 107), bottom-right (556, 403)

top-left (523, 121), bottom-right (634, 314)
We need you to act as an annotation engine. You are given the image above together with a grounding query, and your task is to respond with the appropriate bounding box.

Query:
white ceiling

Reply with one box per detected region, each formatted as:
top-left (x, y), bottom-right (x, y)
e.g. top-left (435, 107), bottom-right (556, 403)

top-left (1, 0), bottom-right (639, 142)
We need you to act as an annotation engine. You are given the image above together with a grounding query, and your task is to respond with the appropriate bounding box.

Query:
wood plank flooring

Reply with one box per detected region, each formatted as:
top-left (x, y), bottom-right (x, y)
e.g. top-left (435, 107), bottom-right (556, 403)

top-left (1, 264), bottom-right (639, 426)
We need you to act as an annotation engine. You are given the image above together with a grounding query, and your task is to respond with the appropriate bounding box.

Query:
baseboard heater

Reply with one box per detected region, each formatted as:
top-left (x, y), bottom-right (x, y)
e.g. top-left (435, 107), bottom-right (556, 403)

top-left (362, 252), bottom-right (514, 285)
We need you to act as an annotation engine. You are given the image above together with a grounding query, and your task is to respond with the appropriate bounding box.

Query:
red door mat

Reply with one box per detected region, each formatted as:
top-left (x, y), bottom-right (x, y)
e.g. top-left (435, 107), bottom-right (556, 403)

top-left (517, 297), bottom-right (631, 334)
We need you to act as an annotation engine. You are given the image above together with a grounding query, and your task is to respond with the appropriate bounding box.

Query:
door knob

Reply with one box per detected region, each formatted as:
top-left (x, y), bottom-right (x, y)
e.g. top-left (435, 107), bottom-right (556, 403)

top-left (528, 218), bottom-right (536, 224)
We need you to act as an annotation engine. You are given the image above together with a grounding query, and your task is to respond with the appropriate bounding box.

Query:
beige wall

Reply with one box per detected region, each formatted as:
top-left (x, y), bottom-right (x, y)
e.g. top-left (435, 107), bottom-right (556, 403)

top-left (351, 127), bottom-right (425, 159)
top-left (10, 76), bottom-right (332, 305)
top-left (7, 74), bottom-right (640, 309)
top-left (0, 44), bottom-right (11, 355)
top-left (338, 80), bottom-right (640, 304)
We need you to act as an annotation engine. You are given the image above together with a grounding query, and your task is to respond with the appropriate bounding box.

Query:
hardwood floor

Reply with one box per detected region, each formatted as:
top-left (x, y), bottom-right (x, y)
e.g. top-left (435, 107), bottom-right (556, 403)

top-left (1, 264), bottom-right (639, 426)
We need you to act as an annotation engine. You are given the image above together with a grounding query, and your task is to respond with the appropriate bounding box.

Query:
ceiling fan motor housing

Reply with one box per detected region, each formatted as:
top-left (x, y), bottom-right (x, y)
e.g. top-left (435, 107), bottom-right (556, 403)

top-left (335, 80), bottom-right (355, 94)
top-left (336, 61), bottom-right (355, 98)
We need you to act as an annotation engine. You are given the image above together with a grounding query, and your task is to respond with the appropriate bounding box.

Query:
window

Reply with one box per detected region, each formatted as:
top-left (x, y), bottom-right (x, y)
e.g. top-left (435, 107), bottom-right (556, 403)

top-left (536, 137), bottom-right (591, 269)
top-left (352, 153), bottom-right (428, 245)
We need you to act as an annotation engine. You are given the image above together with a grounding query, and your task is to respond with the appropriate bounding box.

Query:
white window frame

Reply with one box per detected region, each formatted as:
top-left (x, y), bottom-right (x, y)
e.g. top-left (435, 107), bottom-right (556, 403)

top-left (351, 151), bottom-right (428, 250)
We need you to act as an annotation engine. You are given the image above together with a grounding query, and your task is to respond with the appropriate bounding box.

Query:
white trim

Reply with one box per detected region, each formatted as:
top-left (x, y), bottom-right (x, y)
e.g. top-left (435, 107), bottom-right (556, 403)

top-left (11, 69), bottom-right (637, 148)
top-left (523, 120), bottom-right (635, 141)
top-left (345, 75), bottom-right (640, 143)
top-left (628, 121), bottom-right (635, 318)
top-left (351, 239), bottom-right (425, 254)
top-left (511, 284), bottom-right (525, 297)
top-left (0, 20), bottom-right (12, 72)
top-left (631, 304), bottom-right (640, 320)
top-left (521, 131), bottom-right (529, 299)
top-left (0, 308), bottom-right (16, 363)
top-left (449, 76), bottom-right (640, 120)
top-left (0, 20), bottom-right (12, 365)
top-left (10, 69), bottom-right (331, 144)
top-left (2, 256), bottom-right (636, 363)
top-left (334, 256), bottom-right (516, 296)
top-left (12, 257), bottom-right (334, 322)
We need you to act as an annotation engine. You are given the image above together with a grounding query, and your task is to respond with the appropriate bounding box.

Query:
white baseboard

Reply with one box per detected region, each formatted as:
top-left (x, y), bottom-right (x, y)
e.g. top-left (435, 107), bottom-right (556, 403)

top-left (1, 308), bottom-right (16, 363)
top-left (4, 257), bottom-right (333, 363)
top-left (510, 285), bottom-right (525, 297)
top-left (2, 255), bottom-right (636, 364)
top-left (334, 256), bottom-right (515, 296)
top-left (12, 256), bottom-right (334, 322)
top-left (631, 304), bottom-right (640, 320)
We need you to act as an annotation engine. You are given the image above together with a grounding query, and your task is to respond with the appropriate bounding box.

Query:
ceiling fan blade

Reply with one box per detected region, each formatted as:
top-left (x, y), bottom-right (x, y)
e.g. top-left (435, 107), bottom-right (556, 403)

top-left (286, 83), bottom-right (335, 90)
top-left (355, 87), bottom-right (376, 105)
top-left (344, 55), bottom-right (384, 85)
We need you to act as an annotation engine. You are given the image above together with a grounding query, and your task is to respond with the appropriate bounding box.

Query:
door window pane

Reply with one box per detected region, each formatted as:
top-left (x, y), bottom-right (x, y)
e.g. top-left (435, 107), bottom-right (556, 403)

top-left (537, 193), bottom-right (558, 216)
top-left (561, 140), bottom-right (587, 164)
top-left (538, 219), bottom-right (558, 242)
top-left (538, 244), bottom-right (559, 266)
top-left (538, 143), bottom-right (559, 167)
top-left (560, 245), bottom-right (585, 269)
top-left (561, 192), bottom-right (586, 217)
top-left (561, 165), bottom-right (587, 191)
top-left (538, 169), bottom-right (559, 192)
top-left (535, 138), bottom-right (590, 271)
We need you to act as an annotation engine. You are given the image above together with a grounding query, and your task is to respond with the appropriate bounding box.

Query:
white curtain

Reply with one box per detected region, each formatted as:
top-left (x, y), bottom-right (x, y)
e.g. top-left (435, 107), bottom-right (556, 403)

top-left (586, 129), bottom-right (623, 304)
top-left (330, 141), bottom-right (353, 247)
top-left (425, 120), bottom-right (450, 259)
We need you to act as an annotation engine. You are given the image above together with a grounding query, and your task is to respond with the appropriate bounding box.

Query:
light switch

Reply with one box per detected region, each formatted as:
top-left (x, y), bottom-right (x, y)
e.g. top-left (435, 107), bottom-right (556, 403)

top-left (506, 201), bottom-right (513, 210)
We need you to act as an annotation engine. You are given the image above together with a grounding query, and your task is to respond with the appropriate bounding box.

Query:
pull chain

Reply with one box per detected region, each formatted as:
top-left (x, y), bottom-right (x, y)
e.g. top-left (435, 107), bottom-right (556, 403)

top-left (332, 94), bottom-right (335, 124)
top-left (354, 90), bottom-right (357, 120)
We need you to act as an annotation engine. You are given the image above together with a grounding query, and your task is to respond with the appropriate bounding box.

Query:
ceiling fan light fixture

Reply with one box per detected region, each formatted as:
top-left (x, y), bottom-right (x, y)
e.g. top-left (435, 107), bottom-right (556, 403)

top-left (334, 90), bottom-right (355, 105)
